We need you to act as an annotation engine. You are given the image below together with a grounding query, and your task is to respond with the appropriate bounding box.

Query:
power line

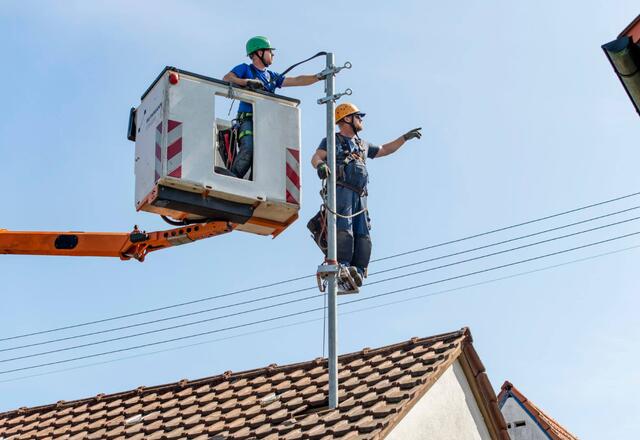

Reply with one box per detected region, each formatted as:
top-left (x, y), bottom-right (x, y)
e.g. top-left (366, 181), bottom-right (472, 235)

top-left (2, 207), bottom-right (638, 354)
top-left (364, 215), bottom-right (640, 285)
top-left (368, 206), bottom-right (640, 277)
top-left (3, 213), bottom-right (638, 357)
top-left (3, 191), bottom-right (638, 343)
top-left (371, 190), bottom-right (640, 262)
top-left (3, 243), bottom-right (638, 384)
top-left (1, 230), bottom-right (637, 375)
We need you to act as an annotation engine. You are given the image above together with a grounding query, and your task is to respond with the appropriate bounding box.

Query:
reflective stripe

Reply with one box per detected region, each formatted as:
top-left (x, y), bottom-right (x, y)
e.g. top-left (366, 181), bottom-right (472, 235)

top-left (238, 130), bottom-right (253, 139)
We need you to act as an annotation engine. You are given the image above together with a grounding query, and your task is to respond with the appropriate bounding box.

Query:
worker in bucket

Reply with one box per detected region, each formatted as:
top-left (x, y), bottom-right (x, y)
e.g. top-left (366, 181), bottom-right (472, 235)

top-left (223, 36), bottom-right (321, 178)
top-left (310, 103), bottom-right (421, 287)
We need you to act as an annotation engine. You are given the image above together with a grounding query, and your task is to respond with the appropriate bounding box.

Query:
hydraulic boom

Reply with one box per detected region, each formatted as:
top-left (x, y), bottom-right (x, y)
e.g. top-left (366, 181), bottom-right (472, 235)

top-left (0, 221), bottom-right (235, 262)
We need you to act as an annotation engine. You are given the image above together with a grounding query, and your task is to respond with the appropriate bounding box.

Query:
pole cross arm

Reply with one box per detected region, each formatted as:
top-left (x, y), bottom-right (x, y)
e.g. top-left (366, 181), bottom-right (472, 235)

top-left (0, 221), bottom-right (235, 262)
top-left (316, 61), bottom-right (352, 80)
top-left (317, 88), bottom-right (352, 105)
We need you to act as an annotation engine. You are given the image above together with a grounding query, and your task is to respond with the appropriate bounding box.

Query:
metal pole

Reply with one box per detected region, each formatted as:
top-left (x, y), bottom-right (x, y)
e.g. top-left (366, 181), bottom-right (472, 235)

top-left (325, 52), bottom-right (339, 409)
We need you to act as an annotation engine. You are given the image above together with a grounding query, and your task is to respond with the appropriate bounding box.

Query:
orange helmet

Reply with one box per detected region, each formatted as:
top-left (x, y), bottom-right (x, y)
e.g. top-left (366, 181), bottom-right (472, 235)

top-left (335, 102), bottom-right (365, 124)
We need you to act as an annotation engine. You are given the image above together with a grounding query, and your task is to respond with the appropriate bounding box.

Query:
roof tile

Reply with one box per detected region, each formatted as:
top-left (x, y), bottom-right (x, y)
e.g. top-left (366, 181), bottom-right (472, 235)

top-left (123, 402), bottom-right (143, 416)
top-left (237, 395), bottom-right (257, 409)
top-left (253, 422), bottom-right (274, 436)
top-left (275, 379), bottom-right (292, 392)
top-left (330, 419), bottom-right (350, 436)
top-left (161, 406), bottom-right (179, 420)
top-left (0, 329), bottom-right (507, 440)
top-left (183, 413), bottom-right (202, 427)
top-left (243, 403), bottom-right (262, 417)
top-left (68, 431), bottom-right (89, 440)
top-left (356, 415), bottom-right (379, 433)
top-left (86, 428), bottom-right (107, 440)
top-left (320, 409), bottom-right (341, 426)
top-left (182, 403), bottom-right (199, 416)
top-left (164, 426), bottom-right (185, 439)
top-left (164, 414), bottom-right (182, 428)
top-left (269, 407), bottom-right (288, 423)
top-left (282, 427), bottom-right (303, 439)
top-left (232, 426), bottom-right (252, 439)
top-left (143, 419), bottom-right (163, 433)
top-left (224, 407), bottom-right (242, 421)
top-left (350, 384), bottom-right (370, 399)
top-left (176, 386), bottom-right (193, 398)
top-left (140, 392), bottom-right (157, 403)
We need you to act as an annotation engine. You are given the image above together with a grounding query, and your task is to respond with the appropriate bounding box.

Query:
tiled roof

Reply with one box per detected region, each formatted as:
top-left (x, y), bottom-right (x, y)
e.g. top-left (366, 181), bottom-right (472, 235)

top-left (619, 14), bottom-right (640, 40)
top-left (498, 381), bottom-right (578, 440)
top-left (0, 328), bottom-right (508, 440)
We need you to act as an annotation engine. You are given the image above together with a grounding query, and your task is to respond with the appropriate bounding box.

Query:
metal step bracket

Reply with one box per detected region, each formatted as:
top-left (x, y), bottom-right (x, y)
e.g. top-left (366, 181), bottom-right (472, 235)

top-left (316, 263), bottom-right (359, 295)
top-left (316, 263), bottom-right (340, 293)
top-left (317, 88), bottom-right (352, 105)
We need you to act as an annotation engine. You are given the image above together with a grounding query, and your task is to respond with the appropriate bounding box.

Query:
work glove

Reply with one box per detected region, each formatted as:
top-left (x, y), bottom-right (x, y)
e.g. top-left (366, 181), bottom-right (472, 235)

top-left (316, 162), bottom-right (330, 179)
top-left (245, 79), bottom-right (265, 91)
top-left (403, 127), bottom-right (422, 141)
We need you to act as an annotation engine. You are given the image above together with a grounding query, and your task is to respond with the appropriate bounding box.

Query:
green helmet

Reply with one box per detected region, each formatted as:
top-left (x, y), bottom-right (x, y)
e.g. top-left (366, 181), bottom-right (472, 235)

top-left (246, 36), bottom-right (275, 56)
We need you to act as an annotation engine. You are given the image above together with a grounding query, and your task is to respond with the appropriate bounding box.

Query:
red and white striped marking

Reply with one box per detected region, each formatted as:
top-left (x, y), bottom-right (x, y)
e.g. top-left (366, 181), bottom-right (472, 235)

top-left (166, 120), bottom-right (183, 178)
top-left (155, 123), bottom-right (162, 182)
top-left (285, 148), bottom-right (300, 205)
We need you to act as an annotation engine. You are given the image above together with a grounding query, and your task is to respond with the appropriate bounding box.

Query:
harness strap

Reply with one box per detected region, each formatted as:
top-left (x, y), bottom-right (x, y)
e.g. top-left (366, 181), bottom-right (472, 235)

top-left (238, 129), bottom-right (253, 140)
top-left (336, 133), bottom-right (366, 160)
top-left (336, 181), bottom-right (367, 197)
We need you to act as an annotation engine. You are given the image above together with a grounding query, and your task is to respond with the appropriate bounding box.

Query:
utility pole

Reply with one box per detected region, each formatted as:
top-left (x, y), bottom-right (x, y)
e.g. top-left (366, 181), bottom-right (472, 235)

top-left (317, 53), bottom-right (351, 409)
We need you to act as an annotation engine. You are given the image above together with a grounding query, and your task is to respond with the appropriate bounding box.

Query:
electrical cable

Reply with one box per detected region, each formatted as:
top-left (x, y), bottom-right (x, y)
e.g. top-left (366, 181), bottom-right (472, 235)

top-left (371, 190), bottom-right (640, 263)
top-left (1, 230), bottom-right (638, 375)
top-left (2, 190), bottom-right (638, 343)
top-left (2, 212), bottom-right (639, 354)
top-left (2, 242), bottom-right (638, 384)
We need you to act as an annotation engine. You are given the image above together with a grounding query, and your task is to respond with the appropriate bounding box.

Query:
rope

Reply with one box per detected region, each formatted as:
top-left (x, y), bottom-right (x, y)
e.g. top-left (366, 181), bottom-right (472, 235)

top-left (321, 179), bottom-right (368, 219)
top-left (323, 203), bottom-right (368, 219)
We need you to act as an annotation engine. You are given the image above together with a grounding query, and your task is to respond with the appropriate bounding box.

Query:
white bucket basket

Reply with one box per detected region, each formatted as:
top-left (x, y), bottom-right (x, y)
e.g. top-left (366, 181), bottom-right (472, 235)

top-left (130, 67), bottom-right (302, 237)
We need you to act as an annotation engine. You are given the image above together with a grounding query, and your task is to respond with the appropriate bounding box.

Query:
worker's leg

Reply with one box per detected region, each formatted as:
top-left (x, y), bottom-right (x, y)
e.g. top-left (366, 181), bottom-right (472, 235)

top-left (336, 186), bottom-right (355, 267)
top-left (230, 118), bottom-right (253, 178)
top-left (351, 195), bottom-right (371, 277)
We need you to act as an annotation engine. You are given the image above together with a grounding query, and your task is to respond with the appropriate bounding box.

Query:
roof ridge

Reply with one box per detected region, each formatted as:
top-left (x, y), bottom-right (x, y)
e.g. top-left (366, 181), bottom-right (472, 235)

top-left (0, 328), bottom-right (469, 418)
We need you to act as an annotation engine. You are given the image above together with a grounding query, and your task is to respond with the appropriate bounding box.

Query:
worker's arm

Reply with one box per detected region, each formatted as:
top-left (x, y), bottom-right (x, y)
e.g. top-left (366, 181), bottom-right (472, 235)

top-left (311, 149), bottom-right (330, 179)
top-left (311, 149), bottom-right (327, 168)
top-left (375, 128), bottom-right (422, 158)
top-left (283, 74), bottom-right (321, 87)
top-left (222, 71), bottom-right (252, 87)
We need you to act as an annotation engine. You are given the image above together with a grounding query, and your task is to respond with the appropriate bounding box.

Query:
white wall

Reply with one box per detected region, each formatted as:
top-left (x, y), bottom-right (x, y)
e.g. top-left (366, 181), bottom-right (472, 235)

top-left (385, 360), bottom-right (492, 440)
top-left (500, 397), bottom-right (550, 440)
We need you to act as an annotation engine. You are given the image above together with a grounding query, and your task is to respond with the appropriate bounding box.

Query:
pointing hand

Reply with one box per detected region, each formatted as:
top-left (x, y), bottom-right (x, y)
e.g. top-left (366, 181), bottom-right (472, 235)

top-left (403, 127), bottom-right (422, 141)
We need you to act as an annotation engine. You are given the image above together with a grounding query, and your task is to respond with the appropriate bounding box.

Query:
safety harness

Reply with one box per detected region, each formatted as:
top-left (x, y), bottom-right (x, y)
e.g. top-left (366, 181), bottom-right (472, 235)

top-left (335, 133), bottom-right (369, 196)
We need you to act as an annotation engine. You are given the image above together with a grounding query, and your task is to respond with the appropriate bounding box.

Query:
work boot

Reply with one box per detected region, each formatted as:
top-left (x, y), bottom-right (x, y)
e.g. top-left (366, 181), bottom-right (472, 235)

top-left (348, 266), bottom-right (363, 287)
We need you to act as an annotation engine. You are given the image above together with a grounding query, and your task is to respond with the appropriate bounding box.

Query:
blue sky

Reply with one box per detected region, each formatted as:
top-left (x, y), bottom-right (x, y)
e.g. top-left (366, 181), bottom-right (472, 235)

top-left (1, 1), bottom-right (639, 437)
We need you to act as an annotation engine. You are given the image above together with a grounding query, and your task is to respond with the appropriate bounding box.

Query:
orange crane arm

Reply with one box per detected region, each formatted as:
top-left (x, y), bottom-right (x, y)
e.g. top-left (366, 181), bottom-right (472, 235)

top-left (0, 222), bottom-right (235, 262)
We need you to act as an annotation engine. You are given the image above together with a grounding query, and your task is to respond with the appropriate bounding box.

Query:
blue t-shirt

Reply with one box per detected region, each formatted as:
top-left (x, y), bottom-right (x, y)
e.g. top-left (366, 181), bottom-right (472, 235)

top-left (318, 134), bottom-right (380, 160)
top-left (230, 63), bottom-right (286, 113)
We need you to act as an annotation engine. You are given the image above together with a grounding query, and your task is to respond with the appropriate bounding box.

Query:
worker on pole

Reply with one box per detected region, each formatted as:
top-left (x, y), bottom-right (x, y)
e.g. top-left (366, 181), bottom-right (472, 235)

top-left (222, 36), bottom-right (322, 178)
top-left (310, 103), bottom-right (421, 287)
